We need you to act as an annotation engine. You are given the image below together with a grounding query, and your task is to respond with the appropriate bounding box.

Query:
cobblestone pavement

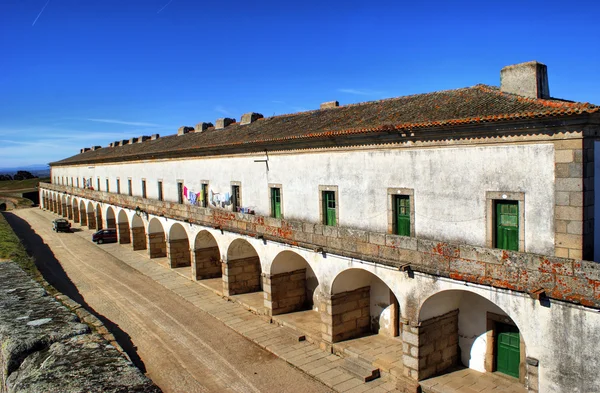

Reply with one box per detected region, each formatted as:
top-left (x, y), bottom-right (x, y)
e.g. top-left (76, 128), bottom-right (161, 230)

top-left (420, 367), bottom-right (526, 393)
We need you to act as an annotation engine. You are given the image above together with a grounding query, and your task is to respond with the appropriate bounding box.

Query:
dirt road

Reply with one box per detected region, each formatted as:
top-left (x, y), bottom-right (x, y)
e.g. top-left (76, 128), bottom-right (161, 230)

top-left (5, 208), bottom-right (331, 393)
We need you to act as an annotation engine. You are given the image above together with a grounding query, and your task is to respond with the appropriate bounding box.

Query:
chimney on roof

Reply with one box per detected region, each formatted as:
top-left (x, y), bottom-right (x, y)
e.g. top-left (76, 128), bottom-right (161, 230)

top-left (150, 134), bottom-right (160, 140)
top-left (80, 148), bottom-right (91, 153)
top-left (215, 118), bottom-right (235, 129)
top-left (195, 122), bottom-right (213, 132)
top-left (91, 146), bottom-right (102, 151)
top-left (500, 61), bottom-right (550, 99)
top-left (177, 126), bottom-right (194, 136)
top-left (137, 136), bottom-right (150, 143)
top-left (121, 139), bottom-right (129, 146)
top-left (240, 112), bottom-right (264, 125)
top-left (320, 101), bottom-right (339, 109)
top-left (114, 140), bottom-right (121, 147)
top-left (129, 137), bottom-right (138, 144)
top-left (109, 142), bottom-right (114, 148)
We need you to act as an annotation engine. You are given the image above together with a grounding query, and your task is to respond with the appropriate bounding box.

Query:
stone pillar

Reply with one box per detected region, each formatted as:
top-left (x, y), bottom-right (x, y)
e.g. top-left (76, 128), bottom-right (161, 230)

top-left (131, 227), bottom-right (146, 250)
top-left (96, 214), bottom-right (103, 230)
top-left (168, 239), bottom-right (191, 268)
top-left (61, 203), bottom-right (67, 217)
top-left (80, 210), bottom-right (87, 226)
top-left (67, 205), bottom-right (73, 220)
top-left (56, 201), bottom-right (62, 215)
top-left (106, 218), bottom-right (116, 229)
top-left (118, 223), bottom-right (131, 244)
top-left (322, 286), bottom-right (370, 343)
top-left (87, 212), bottom-right (96, 229)
top-left (264, 268), bottom-right (307, 316)
top-left (192, 246), bottom-right (221, 280)
top-left (402, 309), bottom-right (459, 381)
top-left (147, 233), bottom-right (167, 258)
top-left (223, 256), bottom-right (261, 296)
top-left (73, 207), bottom-right (80, 223)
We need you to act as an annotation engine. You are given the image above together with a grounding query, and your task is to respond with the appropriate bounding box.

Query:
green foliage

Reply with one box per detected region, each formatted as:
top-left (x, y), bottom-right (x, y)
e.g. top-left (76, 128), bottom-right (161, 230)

top-left (0, 177), bottom-right (49, 191)
top-left (0, 213), bottom-right (39, 279)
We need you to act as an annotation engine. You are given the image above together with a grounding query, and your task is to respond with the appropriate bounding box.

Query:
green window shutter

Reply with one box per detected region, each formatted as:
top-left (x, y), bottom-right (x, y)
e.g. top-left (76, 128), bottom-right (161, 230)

top-left (323, 191), bottom-right (336, 226)
top-left (496, 201), bottom-right (519, 251)
top-left (393, 195), bottom-right (411, 236)
top-left (496, 323), bottom-right (520, 378)
top-left (271, 188), bottom-right (281, 218)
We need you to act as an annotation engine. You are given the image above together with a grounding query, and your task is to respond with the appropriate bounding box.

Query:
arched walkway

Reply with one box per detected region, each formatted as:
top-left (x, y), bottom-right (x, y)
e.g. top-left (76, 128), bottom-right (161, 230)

top-left (72, 198), bottom-right (80, 223)
top-left (79, 200), bottom-right (87, 226)
top-left (168, 223), bottom-right (191, 269)
top-left (66, 197), bottom-right (73, 219)
top-left (417, 290), bottom-right (527, 383)
top-left (224, 239), bottom-right (261, 296)
top-left (326, 269), bottom-right (400, 343)
top-left (267, 251), bottom-right (319, 315)
top-left (117, 210), bottom-right (130, 244)
top-left (131, 214), bottom-right (146, 250)
top-left (147, 218), bottom-right (166, 258)
top-left (95, 204), bottom-right (104, 230)
top-left (105, 206), bottom-right (116, 229)
top-left (56, 195), bottom-right (63, 216)
top-left (192, 231), bottom-right (221, 280)
top-left (61, 195), bottom-right (67, 217)
top-left (86, 201), bottom-right (96, 229)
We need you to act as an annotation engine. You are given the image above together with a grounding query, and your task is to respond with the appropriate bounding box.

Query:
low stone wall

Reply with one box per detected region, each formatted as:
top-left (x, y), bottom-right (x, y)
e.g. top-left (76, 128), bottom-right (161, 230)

top-left (131, 227), bottom-right (146, 250)
top-left (0, 262), bottom-right (159, 393)
top-left (86, 212), bottom-right (96, 230)
top-left (193, 247), bottom-right (221, 280)
top-left (73, 207), bottom-right (79, 223)
top-left (224, 256), bottom-right (261, 296)
top-left (118, 223), bottom-right (131, 244)
top-left (79, 210), bottom-right (87, 226)
top-left (266, 269), bottom-right (307, 316)
top-left (147, 233), bottom-right (166, 258)
top-left (403, 310), bottom-right (459, 381)
top-left (106, 218), bottom-right (116, 229)
top-left (67, 205), bottom-right (73, 220)
top-left (168, 239), bottom-right (190, 268)
top-left (322, 286), bottom-right (370, 343)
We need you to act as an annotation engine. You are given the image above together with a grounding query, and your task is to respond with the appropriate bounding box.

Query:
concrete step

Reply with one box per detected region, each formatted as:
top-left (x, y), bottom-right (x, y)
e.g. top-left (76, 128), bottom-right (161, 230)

top-left (340, 357), bottom-right (380, 382)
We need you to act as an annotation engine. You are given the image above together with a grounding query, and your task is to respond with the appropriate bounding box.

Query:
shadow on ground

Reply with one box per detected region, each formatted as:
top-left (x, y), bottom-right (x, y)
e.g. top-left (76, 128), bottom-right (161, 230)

top-left (2, 211), bottom-right (147, 373)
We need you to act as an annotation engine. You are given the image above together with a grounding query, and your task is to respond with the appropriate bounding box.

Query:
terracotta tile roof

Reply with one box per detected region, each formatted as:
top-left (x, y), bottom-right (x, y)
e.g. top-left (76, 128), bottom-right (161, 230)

top-left (52, 84), bottom-right (599, 166)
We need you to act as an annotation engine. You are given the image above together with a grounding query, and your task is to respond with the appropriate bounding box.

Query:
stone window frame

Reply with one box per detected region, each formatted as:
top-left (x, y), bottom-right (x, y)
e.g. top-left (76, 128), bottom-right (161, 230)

top-left (387, 187), bottom-right (415, 236)
top-left (176, 179), bottom-right (184, 204)
top-left (157, 179), bottom-right (164, 201)
top-left (97, 177), bottom-right (100, 191)
top-left (200, 180), bottom-right (209, 208)
top-left (105, 178), bottom-right (110, 193)
top-left (116, 177), bottom-right (121, 194)
top-left (319, 185), bottom-right (339, 226)
top-left (485, 312), bottom-right (526, 383)
top-left (231, 181), bottom-right (242, 211)
top-left (141, 178), bottom-right (147, 199)
top-left (127, 178), bottom-right (132, 196)
top-left (268, 183), bottom-right (283, 219)
top-left (486, 191), bottom-right (525, 252)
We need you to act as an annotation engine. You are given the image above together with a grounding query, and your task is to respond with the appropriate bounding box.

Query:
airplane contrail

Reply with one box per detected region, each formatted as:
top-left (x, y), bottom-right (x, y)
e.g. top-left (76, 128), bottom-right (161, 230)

top-left (157, 0), bottom-right (174, 13)
top-left (32, 0), bottom-right (51, 26)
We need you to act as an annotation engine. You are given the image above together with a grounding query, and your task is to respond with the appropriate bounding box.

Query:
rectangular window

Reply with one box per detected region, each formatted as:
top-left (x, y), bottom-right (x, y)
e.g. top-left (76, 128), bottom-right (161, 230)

top-left (392, 195), bottom-right (411, 236)
top-left (128, 179), bottom-right (132, 196)
top-left (70, 177), bottom-right (73, 186)
top-left (116, 178), bottom-right (121, 194)
top-left (231, 185), bottom-right (240, 211)
top-left (201, 183), bottom-right (209, 208)
top-left (495, 200), bottom-right (519, 251)
top-left (77, 178), bottom-right (80, 188)
top-left (141, 180), bottom-right (147, 199)
top-left (105, 179), bottom-right (109, 192)
top-left (97, 178), bottom-right (100, 190)
top-left (322, 191), bottom-right (336, 226)
top-left (177, 182), bottom-right (183, 204)
top-left (271, 187), bottom-right (282, 218)
top-left (158, 181), bottom-right (163, 201)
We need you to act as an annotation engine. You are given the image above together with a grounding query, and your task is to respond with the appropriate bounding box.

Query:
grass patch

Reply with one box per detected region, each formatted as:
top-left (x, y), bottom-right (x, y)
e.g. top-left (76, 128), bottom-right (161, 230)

top-left (0, 177), bottom-right (50, 191)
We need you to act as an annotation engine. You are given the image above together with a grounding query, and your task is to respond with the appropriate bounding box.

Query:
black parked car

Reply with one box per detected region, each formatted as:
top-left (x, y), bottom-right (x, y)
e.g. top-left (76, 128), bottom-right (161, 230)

top-left (92, 228), bottom-right (117, 244)
top-left (52, 218), bottom-right (71, 233)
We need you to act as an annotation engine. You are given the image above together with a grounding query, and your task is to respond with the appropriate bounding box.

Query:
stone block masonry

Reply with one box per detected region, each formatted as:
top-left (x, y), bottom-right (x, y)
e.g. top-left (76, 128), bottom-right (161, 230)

top-left (266, 268), bottom-right (307, 316)
top-left (67, 205), bottom-right (73, 220)
top-left (168, 239), bottom-right (190, 268)
top-left (224, 256), bottom-right (261, 296)
top-left (106, 218), bottom-right (116, 229)
top-left (321, 286), bottom-right (370, 343)
top-left (61, 203), bottom-right (67, 218)
top-left (131, 227), bottom-right (146, 250)
top-left (118, 222), bottom-right (131, 244)
top-left (73, 206), bottom-right (79, 223)
top-left (193, 246), bottom-right (221, 279)
top-left (79, 209), bottom-right (87, 226)
top-left (86, 212), bottom-right (96, 230)
top-left (147, 233), bottom-right (166, 258)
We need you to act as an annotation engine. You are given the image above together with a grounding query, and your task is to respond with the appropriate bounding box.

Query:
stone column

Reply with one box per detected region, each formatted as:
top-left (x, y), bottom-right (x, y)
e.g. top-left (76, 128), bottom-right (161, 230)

top-left (67, 205), bottom-right (73, 220)
top-left (168, 239), bottom-right (191, 268)
top-left (61, 203), bottom-right (67, 217)
top-left (118, 223), bottom-right (131, 244)
top-left (87, 212), bottom-right (96, 229)
top-left (131, 227), bottom-right (146, 250)
top-left (264, 268), bottom-right (307, 316)
top-left (223, 256), bottom-right (261, 296)
top-left (147, 233), bottom-right (167, 258)
top-left (192, 246), bottom-right (221, 280)
top-left (73, 207), bottom-right (80, 223)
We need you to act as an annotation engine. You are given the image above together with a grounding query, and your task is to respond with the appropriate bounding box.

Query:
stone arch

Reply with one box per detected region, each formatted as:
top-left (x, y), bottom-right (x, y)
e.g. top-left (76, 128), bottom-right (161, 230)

top-left (326, 268), bottom-right (400, 343)
top-left (86, 201), bottom-right (96, 229)
top-left (105, 206), bottom-right (116, 229)
top-left (267, 251), bottom-right (319, 316)
top-left (95, 204), bottom-right (104, 230)
top-left (417, 289), bottom-right (527, 383)
top-left (72, 198), bottom-right (80, 223)
top-left (224, 239), bottom-right (261, 296)
top-left (58, 194), bottom-right (65, 216)
top-left (192, 231), bottom-right (222, 280)
top-left (79, 200), bottom-right (87, 226)
top-left (147, 218), bottom-right (167, 258)
top-left (168, 223), bottom-right (191, 269)
top-left (65, 196), bottom-right (73, 219)
top-left (130, 214), bottom-right (146, 250)
top-left (117, 210), bottom-right (131, 244)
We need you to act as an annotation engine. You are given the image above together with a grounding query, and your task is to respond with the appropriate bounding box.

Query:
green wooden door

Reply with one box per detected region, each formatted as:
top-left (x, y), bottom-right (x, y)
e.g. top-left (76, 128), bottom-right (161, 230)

top-left (271, 188), bottom-right (281, 218)
top-left (323, 191), bottom-right (336, 226)
top-left (496, 323), bottom-right (520, 378)
top-left (393, 195), bottom-right (411, 236)
top-left (496, 201), bottom-right (518, 251)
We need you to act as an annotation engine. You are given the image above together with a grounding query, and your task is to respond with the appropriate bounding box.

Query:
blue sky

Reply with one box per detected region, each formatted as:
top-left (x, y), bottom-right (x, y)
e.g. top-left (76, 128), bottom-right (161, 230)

top-left (1, 0), bottom-right (599, 167)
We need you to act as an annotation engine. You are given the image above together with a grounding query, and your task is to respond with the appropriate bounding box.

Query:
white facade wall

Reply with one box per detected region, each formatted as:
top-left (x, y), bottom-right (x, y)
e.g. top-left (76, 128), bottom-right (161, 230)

top-left (51, 143), bottom-right (556, 254)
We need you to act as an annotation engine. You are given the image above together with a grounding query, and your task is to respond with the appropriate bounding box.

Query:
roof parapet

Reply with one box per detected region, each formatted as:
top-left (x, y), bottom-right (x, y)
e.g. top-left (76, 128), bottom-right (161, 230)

top-left (240, 112), bottom-right (264, 125)
top-left (215, 118), bottom-right (235, 130)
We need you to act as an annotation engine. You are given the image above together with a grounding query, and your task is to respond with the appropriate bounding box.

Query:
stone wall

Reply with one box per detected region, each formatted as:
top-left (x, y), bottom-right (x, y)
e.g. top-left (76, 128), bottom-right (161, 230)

top-left (106, 218), bottom-right (116, 229)
top-left (118, 223), bottom-right (131, 244)
top-left (147, 233), bottom-right (166, 258)
top-left (96, 213), bottom-right (103, 230)
top-left (67, 205), bottom-right (73, 220)
top-left (265, 268), bottom-right (307, 316)
top-left (223, 256), bottom-right (261, 296)
top-left (61, 203), bottom-right (67, 217)
top-left (86, 212), bottom-right (96, 230)
top-left (131, 227), bottom-right (146, 250)
top-left (79, 209), bottom-right (87, 226)
top-left (0, 262), bottom-right (159, 393)
top-left (193, 246), bottom-right (221, 279)
top-left (168, 239), bottom-right (190, 268)
top-left (73, 207), bottom-right (79, 223)
top-left (322, 286), bottom-right (370, 343)
top-left (402, 310), bottom-right (459, 381)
